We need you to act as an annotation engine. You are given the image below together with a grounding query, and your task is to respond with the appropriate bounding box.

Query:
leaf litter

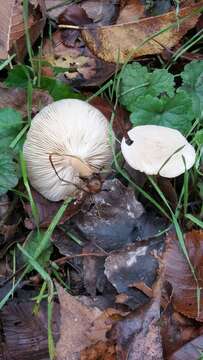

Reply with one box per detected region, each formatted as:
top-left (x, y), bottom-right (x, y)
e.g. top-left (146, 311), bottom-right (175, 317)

top-left (0, 0), bottom-right (203, 359)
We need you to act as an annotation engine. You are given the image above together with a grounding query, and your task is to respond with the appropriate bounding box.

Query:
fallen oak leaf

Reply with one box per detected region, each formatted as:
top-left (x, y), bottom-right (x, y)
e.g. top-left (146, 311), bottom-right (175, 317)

top-left (80, 2), bottom-right (203, 63)
top-left (164, 230), bottom-right (203, 321)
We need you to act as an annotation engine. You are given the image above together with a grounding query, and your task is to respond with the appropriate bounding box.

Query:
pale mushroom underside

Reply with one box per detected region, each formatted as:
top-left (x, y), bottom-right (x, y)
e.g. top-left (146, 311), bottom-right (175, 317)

top-left (23, 99), bottom-right (113, 201)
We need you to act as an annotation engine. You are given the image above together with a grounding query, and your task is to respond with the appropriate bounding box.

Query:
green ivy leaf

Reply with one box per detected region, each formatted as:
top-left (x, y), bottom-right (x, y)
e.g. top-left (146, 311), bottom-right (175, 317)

top-left (0, 108), bottom-right (23, 151)
top-left (130, 92), bottom-right (194, 135)
top-left (179, 60), bottom-right (203, 118)
top-left (24, 230), bottom-right (53, 268)
top-left (0, 153), bottom-right (19, 195)
top-left (4, 64), bottom-right (32, 88)
top-left (119, 62), bottom-right (175, 112)
top-left (40, 77), bottom-right (83, 101)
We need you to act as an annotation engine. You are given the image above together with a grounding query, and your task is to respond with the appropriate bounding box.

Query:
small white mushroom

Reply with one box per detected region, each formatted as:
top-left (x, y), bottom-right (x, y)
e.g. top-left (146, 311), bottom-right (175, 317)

top-left (23, 99), bottom-right (112, 201)
top-left (121, 125), bottom-right (196, 178)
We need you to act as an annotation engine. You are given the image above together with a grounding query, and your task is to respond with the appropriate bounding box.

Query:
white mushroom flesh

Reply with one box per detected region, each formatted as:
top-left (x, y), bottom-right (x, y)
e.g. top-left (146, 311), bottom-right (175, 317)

top-left (121, 125), bottom-right (196, 178)
top-left (23, 99), bottom-right (112, 201)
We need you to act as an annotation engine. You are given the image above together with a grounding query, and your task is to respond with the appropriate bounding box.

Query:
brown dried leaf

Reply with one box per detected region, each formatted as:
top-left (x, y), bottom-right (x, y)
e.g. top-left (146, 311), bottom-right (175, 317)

top-left (0, 85), bottom-right (52, 117)
top-left (0, 0), bottom-right (46, 60)
top-left (116, 0), bottom-right (145, 24)
top-left (81, 2), bottom-right (202, 63)
top-left (81, 341), bottom-right (116, 360)
top-left (42, 30), bottom-right (115, 87)
top-left (56, 285), bottom-right (116, 360)
top-left (164, 230), bottom-right (203, 321)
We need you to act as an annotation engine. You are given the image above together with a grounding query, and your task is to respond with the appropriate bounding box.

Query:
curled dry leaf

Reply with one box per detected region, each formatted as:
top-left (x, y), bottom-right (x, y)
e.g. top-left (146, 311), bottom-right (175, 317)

top-left (164, 230), bottom-right (203, 321)
top-left (0, 85), bottom-right (52, 117)
top-left (81, 2), bottom-right (202, 63)
top-left (0, 0), bottom-right (46, 60)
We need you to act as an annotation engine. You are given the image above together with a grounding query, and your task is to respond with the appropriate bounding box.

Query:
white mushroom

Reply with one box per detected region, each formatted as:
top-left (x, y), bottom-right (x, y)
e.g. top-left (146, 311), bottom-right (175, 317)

top-left (23, 99), bottom-right (112, 201)
top-left (121, 125), bottom-right (196, 178)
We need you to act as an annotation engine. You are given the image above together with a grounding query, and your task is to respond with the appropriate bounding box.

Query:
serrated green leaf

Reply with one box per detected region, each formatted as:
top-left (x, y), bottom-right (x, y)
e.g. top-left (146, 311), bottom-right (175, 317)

top-left (0, 108), bottom-right (23, 151)
top-left (39, 77), bottom-right (83, 101)
top-left (0, 153), bottom-right (19, 195)
top-left (24, 230), bottom-right (53, 268)
top-left (179, 60), bottom-right (203, 118)
top-left (119, 62), bottom-right (175, 112)
top-left (130, 92), bottom-right (194, 135)
top-left (4, 64), bottom-right (32, 88)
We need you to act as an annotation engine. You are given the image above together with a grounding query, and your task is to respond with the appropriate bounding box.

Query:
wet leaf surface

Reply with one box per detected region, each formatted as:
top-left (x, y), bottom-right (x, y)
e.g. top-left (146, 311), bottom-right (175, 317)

top-left (164, 230), bottom-right (203, 321)
top-left (73, 179), bottom-right (144, 251)
top-left (109, 278), bottom-right (163, 359)
top-left (0, 300), bottom-right (60, 360)
top-left (169, 334), bottom-right (203, 360)
top-left (104, 240), bottom-right (163, 309)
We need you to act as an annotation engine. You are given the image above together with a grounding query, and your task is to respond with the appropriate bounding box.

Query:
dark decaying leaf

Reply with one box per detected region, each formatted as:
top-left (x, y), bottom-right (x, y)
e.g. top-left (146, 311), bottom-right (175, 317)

top-left (0, 300), bottom-right (60, 360)
top-left (169, 335), bottom-right (203, 360)
top-left (46, 0), bottom-right (120, 26)
top-left (109, 277), bottom-right (163, 359)
top-left (81, 0), bottom-right (120, 26)
top-left (42, 30), bottom-right (115, 88)
top-left (56, 284), bottom-right (117, 360)
top-left (164, 230), bottom-right (203, 321)
top-left (104, 240), bottom-right (163, 309)
top-left (0, 85), bottom-right (53, 118)
top-left (0, 195), bottom-right (10, 219)
top-left (73, 179), bottom-right (144, 251)
top-left (0, 0), bottom-right (46, 60)
top-left (161, 310), bottom-right (200, 358)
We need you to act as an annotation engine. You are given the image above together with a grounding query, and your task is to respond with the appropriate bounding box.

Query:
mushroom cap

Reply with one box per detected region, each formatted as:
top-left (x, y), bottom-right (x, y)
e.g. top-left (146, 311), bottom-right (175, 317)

top-left (121, 125), bottom-right (196, 178)
top-left (23, 99), bottom-right (112, 201)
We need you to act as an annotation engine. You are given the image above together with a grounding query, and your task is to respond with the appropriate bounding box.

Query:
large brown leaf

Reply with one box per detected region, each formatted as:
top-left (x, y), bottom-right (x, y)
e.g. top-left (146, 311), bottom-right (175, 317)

top-left (56, 285), bottom-right (117, 360)
top-left (0, 0), bottom-right (46, 60)
top-left (81, 2), bottom-right (203, 63)
top-left (164, 230), bottom-right (203, 321)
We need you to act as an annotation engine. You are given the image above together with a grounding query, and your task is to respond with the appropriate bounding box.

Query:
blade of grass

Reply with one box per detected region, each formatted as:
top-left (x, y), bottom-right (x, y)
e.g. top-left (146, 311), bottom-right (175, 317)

top-left (23, 0), bottom-right (34, 71)
top-left (20, 151), bottom-right (39, 226)
top-left (18, 244), bottom-right (55, 360)
top-left (185, 214), bottom-right (203, 229)
top-left (0, 54), bottom-right (15, 71)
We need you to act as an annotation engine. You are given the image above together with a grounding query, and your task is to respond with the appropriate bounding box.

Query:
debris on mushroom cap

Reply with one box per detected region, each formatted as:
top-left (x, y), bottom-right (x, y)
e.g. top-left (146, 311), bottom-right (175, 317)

top-left (23, 99), bottom-right (112, 201)
top-left (121, 125), bottom-right (196, 178)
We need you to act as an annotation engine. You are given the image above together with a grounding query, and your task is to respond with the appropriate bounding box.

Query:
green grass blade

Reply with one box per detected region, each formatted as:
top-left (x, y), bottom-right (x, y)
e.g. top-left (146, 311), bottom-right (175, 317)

top-left (185, 214), bottom-right (203, 229)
